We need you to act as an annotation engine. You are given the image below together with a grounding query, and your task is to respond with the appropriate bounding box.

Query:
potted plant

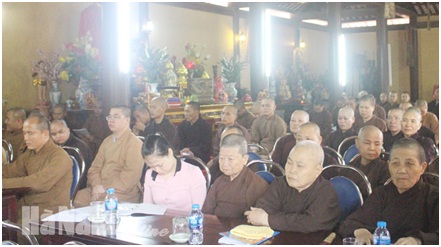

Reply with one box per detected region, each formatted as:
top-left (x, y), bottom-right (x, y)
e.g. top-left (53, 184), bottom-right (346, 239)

top-left (219, 55), bottom-right (245, 102)
top-left (133, 41), bottom-right (169, 93)
top-left (219, 55), bottom-right (245, 84)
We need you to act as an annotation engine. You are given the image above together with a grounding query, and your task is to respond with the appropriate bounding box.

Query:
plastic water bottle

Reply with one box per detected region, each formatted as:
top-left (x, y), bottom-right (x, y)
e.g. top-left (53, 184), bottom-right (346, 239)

top-left (188, 204), bottom-right (203, 245)
top-left (373, 221), bottom-right (391, 245)
top-left (104, 188), bottom-right (118, 225)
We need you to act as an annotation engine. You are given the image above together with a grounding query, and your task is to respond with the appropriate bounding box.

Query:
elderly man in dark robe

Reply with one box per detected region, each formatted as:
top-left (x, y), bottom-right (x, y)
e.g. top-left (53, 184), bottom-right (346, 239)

top-left (202, 134), bottom-right (268, 218)
top-left (339, 138), bottom-right (438, 245)
top-left (245, 141), bottom-right (340, 233)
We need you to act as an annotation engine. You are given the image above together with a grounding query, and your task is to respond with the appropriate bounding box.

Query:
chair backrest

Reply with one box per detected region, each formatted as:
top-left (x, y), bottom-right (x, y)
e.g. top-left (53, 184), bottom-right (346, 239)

top-left (255, 171), bottom-right (276, 184)
top-left (427, 156), bottom-right (439, 174)
top-left (178, 155), bottom-right (211, 190)
top-left (2, 220), bottom-right (39, 245)
top-left (136, 136), bottom-right (145, 142)
top-left (247, 151), bottom-right (266, 172)
top-left (2, 139), bottom-right (13, 163)
top-left (247, 160), bottom-right (286, 177)
top-left (322, 164), bottom-right (372, 201)
top-left (330, 176), bottom-right (363, 222)
top-left (343, 144), bottom-right (359, 164)
top-left (323, 146), bottom-right (344, 165)
top-left (337, 136), bottom-right (357, 156)
top-left (62, 146), bottom-right (86, 175)
top-left (248, 143), bottom-right (271, 160)
top-left (70, 155), bottom-right (81, 201)
top-left (270, 133), bottom-right (292, 158)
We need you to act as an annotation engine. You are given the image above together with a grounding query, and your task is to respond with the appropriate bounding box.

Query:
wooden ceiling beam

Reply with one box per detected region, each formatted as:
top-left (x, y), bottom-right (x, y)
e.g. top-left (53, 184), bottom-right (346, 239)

top-left (395, 5), bottom-right (417, 19)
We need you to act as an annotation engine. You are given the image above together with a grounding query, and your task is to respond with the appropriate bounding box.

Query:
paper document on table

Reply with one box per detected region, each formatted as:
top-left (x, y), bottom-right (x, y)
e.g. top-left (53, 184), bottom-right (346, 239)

top-left (73, 128), bottom-right (91, 137)
top-left (118, 203), bottom-right (167, 216)
top-left (42, 207), bottom-right (91, 222)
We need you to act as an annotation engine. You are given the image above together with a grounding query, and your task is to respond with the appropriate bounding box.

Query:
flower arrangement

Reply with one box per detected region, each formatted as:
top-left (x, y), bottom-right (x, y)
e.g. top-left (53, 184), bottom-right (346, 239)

top-left (181, 43), bottom-right (210, 79)
top-left (32, 49), bottom-right (63, 83)
top-left (132, 41), bottom-right (169, 86)
top-left (219, 55), bottom-right (245, 83)
top-left (59, 32), bottom-right (100, 83)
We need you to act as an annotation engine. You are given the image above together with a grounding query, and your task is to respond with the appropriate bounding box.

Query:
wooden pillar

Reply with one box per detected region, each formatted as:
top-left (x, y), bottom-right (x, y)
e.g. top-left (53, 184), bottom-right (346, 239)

top-left (409, 16), bottom-right (419, 101)
top-left (376, 4), bottom-right (389, 97)
top-left (249, 3), bottom-right (267, 99)
top-left (102, 3), bottom-right (131, 107)
top-left (327, 2), bottom-right (341, 102)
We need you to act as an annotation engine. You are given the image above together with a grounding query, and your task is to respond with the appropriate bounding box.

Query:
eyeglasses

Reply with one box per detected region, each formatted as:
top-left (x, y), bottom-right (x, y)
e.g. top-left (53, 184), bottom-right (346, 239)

top-left (106, 115), bottom-right (125, 121)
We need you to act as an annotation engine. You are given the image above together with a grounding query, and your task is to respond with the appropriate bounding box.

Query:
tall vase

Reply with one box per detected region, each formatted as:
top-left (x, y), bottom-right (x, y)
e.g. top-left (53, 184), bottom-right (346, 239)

top-left (224, 82), bottom-right (238, 103)
top-left (50, 81), bottom-right (62, 108)
top-left (75, 77), bottom-right (92, 110)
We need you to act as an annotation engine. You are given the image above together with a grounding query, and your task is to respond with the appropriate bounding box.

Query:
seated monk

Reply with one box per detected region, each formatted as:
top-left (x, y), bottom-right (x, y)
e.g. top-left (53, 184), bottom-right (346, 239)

top-left (202, 134), bottom-right (268, 218)
top-left (143, 134), bottom-right (206, 212)
top-left (245, 141), bottom-right (340, 232)
top-left (3, 107), bottom-right (27, 161)
top-left (271, 110), bottom-right (309, 167)
top-left (339, 138), bottom-right (438, 245)
top-left (3, 115), bottom-right (72, 220)
top-left (349, 126), bottom-right (390, 189)
top-left (250, 97), bottom-right (287, 153)
top-left (295, 122), bottom-right (338, 167)
top-left (74, 105), bottom-right (144, 207)
top-left (208, 126), bottom-right (246, 185)
top-left (212, 105), bottom-right (250, 157)
top-left (326, 106), bottom-right (357, 152)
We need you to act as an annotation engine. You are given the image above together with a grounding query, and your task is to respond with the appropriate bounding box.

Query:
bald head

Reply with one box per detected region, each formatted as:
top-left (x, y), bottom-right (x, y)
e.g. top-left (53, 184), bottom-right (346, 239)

top-left (221, 105), bottom-right (238, 126)
top-left (356, 126), bottom-right (383, 164)
top-left (150, 97), bottom-right (168, 122)
top-left (358, 125), bottom-right (383, 141)
top-left (415, 99), bottom-right (428, 116)
top-left (221, 125), bottom-right (245, 141)
top-left (50, 119), bottom-right (70, 145)
top-left (285, 140), bottom-right (324, 192)
top-left (296, 122), bottom-right (322, 144)
top-left (260, 98), bottom-right (276, 117)
top-left (338, 106), bottom-right (355, 132)
top-left (387, 108), bottom-right (404, 134)
top-left (290, 110), bottom-right (309, 134)
top-left (400, 102), bottom-right (413, 111)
